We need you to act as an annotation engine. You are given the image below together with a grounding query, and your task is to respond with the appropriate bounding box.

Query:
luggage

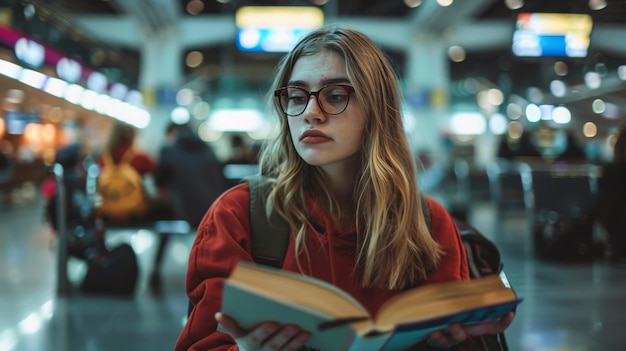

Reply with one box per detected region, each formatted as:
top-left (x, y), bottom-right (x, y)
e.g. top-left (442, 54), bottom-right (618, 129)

top-left (532, 209), bottom-right (594, 262)
top-left (81, 243), bottom-right (139, 296)
top-left (529, 168), bottom-right (595, 262)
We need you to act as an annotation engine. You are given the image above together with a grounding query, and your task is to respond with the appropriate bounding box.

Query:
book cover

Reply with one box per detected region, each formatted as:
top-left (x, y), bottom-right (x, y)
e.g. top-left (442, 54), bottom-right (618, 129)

top-left (220, 261), bottom-right (522, 351)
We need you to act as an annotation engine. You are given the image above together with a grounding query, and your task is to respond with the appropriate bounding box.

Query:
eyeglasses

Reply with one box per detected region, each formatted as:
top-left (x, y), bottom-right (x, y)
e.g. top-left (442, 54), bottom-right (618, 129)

top-left (274, 84), bottom-right (355, 117)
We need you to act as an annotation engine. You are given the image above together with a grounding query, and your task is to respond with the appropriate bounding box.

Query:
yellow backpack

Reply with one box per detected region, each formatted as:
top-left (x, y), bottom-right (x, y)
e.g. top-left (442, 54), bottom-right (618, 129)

top-left (97, 149), bottom-right (148, 222)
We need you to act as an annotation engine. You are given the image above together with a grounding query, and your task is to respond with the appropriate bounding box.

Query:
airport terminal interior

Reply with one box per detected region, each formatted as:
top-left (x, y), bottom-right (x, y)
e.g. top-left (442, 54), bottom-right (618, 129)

top-left (1, 0), bottom-right (626, 350)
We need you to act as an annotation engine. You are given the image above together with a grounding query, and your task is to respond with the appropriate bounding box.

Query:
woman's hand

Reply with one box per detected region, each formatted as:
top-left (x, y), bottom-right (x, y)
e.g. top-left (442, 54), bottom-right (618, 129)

top-left (215, 312), bottom-right (312, 351)
top-left (426, 312), bottom-right (514, 349)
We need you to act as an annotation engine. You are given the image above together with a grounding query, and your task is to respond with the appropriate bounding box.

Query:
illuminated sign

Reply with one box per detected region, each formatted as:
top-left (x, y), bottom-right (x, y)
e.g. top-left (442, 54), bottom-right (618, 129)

top-left (235, 6), bottom-right (324, 53)
top-left (512, 13), bottom-right (593, 58)
top-left (0, 26), bottom-right (139, 104)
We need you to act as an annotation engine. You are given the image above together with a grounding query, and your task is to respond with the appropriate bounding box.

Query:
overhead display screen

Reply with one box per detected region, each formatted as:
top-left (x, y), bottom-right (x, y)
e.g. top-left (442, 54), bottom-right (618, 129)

top-left (235, 6), bottom-right (324, 53)
top-left (511, 13), bottom-right (593, 58)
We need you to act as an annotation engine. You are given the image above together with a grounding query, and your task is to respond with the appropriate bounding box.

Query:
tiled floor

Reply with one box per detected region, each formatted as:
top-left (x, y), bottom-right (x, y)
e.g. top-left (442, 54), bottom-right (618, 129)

top-left (1, 191), bottom-right (625, 351)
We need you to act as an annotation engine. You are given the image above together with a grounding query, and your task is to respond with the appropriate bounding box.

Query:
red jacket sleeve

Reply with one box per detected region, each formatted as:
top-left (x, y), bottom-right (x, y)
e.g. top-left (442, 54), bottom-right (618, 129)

top-left (175, 184), bottom-right (253, 351)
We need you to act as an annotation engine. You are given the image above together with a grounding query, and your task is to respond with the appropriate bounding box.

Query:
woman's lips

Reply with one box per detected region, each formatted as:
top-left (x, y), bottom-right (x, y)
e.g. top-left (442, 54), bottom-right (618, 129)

top-left (300, 130), bottom-right (331, 144)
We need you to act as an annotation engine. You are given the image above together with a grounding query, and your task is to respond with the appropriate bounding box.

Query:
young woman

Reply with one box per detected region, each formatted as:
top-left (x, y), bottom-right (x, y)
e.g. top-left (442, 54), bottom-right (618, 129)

top-left (175, 25), bottom-right (514, 351)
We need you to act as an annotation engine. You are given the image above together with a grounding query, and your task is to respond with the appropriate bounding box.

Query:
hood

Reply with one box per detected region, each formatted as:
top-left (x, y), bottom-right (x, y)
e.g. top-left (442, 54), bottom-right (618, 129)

top-left (304, 195), bottom-right (358, 249)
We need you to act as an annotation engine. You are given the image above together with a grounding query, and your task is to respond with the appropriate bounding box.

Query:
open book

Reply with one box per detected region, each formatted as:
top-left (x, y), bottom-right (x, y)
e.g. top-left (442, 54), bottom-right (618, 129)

top-left (220, 261), bottom-right (522, 351)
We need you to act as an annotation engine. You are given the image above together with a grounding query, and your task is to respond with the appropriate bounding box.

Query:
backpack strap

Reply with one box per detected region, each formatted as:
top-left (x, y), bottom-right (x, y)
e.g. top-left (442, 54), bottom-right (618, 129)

top-left (246, 174), bottom-right (290, 268)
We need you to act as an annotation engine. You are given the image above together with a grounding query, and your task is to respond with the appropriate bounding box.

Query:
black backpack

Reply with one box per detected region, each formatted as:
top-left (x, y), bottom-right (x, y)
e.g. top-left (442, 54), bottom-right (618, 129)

top-left (245, 174), bottom-right (511, 351)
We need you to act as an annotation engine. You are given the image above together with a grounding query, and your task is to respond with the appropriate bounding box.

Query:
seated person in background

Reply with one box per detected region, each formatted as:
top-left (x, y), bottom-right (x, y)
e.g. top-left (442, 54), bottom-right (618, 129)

top-left (0, 141), bottom-right (15, 182)
top-left (175, 25), bottom-right (514, 351)
top-left (594, 126), bottom-right (626, 265)
top-left (556, 129), bottom-right (587, 163)
top-left (497, 130), bottom-right (541, 160)
top-left (42, 119), bottom-right (94, 235)
top-left (96, 121), bottom-right (158, 223)
top-left (226, 134), bottom-right (258, 164)
top-left (150, 122), bottom-right (229, 292)
top-left (0, 141), bottom-right (16, 204)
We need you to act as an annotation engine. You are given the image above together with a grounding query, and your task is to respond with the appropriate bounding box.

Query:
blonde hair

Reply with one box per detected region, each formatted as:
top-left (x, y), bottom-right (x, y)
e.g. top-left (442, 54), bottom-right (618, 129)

top-left (258, 25), bottom-right (442, 289)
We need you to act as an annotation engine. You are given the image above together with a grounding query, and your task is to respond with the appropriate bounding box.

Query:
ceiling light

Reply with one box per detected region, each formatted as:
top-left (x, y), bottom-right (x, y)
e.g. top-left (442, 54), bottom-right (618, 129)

top-left (584, 72), bottom-right (601, 89)
top-left (583, 122), bottom-right (597, 138)
top-left (553, 61), bottom-right (568, 76)
top-left (549, 80), bottom-right (566, 97)
top-left (552, 106), bottom-right (571, 124)
top-left (504, 0), bottom-right (524, 10)
top-left (618, 65), bottom-right (626, 80)
top-left (592, 99), bottom-right (606, 114)
top-left (589, 0), bottom-right (607, 10)
top-left (404, 0), bottom-right (422, 8)
top-left (448, 46), bottom-right (466, 62)
top-left (186, 0), bottom-right (204, 15)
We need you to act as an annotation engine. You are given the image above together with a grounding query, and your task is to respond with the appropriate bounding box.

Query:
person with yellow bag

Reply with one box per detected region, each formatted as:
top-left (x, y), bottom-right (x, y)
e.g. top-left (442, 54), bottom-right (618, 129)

top-left (96, 121), bottom-right (156, 223)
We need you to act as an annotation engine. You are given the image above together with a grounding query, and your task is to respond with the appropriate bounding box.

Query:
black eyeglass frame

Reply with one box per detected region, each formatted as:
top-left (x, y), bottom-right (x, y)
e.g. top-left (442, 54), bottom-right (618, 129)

top-left (273, 84), bottom-right (356, 117)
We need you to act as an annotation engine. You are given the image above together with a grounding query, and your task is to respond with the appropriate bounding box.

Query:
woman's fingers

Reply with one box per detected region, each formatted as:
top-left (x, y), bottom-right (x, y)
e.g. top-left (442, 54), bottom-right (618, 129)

top-left (427, 327), bottom-right (464, 349)
top-left (215, 312), bottom-right (250, 338)
top-left (215, 312), bottom-right (311, 351)
top-left (426, 312), bottom-right (515, 348)
top-left (464, 312), bottom-right (515, 336)
top-left (259, 325), bottom-right (310, 351)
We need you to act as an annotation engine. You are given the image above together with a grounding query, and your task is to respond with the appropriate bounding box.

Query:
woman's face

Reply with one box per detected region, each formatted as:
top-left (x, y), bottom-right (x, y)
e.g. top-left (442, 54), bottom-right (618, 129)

top-left (286, 51), bottom-right (366, 172)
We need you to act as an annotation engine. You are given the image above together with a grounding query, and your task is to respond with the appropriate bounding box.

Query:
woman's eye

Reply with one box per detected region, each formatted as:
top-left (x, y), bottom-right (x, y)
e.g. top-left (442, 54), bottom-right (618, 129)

top-left (289, 95), bottom-right (307, 104)
top-left (328, 94), bottom-right (347, 102)
top-left (324, 89), bottom-right (348, 102)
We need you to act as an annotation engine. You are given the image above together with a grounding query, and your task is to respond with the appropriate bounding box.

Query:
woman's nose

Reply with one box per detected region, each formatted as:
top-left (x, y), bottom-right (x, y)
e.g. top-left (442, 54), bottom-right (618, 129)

top-left (302, 96), bottom-right (326, 123)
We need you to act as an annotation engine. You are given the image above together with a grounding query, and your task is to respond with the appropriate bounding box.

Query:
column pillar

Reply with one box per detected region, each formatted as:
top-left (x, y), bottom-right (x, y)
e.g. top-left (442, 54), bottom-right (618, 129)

top-left (404, 32), bottom-right (450, 162)
top-left (137, 33), bottom-right (184, 153)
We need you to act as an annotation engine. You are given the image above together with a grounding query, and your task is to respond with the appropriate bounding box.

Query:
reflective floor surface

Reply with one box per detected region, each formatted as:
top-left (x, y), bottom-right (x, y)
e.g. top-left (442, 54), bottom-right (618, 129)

top-left (1, 193), bottom-right (625, 351)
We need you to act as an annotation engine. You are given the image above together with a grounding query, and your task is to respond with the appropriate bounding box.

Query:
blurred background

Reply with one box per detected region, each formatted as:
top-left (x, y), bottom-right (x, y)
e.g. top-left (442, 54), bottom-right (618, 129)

top-left (0, 0), bottom-right (625, 350)
top-left (0, 0), bottom-right (624, 166)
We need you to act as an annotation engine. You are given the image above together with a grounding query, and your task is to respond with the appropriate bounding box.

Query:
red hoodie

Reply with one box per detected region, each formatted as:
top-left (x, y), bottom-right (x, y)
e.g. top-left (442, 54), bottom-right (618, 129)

top-left (175, 182), bottom-right (469, 351)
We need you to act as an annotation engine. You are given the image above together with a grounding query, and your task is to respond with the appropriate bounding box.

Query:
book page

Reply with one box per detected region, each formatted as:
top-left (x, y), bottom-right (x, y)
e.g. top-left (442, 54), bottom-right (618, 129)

top-left (230, 262), bottom-right (370, 319)
top-left (375, 275), bottom-right (519, 328)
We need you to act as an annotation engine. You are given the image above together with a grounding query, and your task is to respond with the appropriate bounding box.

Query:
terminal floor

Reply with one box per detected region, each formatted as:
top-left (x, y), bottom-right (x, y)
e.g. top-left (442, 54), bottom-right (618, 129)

top-left (1, 195), bottom-right (625, 351)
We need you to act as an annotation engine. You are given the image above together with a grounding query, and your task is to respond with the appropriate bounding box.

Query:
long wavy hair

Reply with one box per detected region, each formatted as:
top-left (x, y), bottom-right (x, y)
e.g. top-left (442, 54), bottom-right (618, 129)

top-left (258, 25), bottom-right (442, 290)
